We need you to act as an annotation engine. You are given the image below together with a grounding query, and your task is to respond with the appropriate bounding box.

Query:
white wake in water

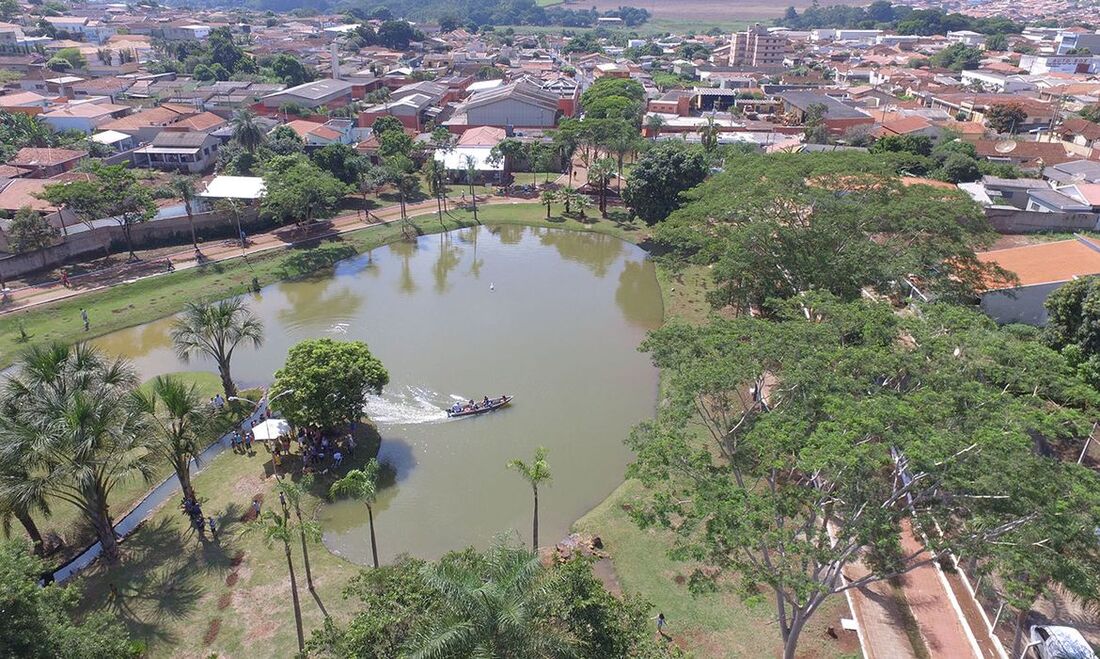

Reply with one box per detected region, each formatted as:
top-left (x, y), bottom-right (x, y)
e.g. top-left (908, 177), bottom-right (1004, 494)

top-left (365, 386), bottom-right (450, 425)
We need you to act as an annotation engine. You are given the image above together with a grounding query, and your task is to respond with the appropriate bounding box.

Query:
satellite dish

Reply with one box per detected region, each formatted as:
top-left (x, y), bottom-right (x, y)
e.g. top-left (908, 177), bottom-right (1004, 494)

top-left (994, 140), bottom-right (1018, 154)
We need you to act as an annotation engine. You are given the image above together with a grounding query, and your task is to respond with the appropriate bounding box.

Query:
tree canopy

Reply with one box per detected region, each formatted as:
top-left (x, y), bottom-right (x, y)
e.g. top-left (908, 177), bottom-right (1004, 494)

top-left (628, 294), bottom-right (1099, 659)
top-left (272, 338), bottom-right (390, 430)
top-left (621, 143), bottom-right (708, 225)
top-left (653, 152), bottom-right (1010, 312)
top-left (260, 154), bottom-right (349, 225)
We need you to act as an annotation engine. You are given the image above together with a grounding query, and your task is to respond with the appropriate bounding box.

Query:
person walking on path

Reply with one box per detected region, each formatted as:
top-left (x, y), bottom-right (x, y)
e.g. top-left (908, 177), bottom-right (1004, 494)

top-left (251, 499), bottom-right (261, 518)
top-left (656, 613), bottom-right (671, 641)
top-left (207, 516), bottom-right (218, 541)
top-left (80, 308), bottom-right (89, 331)
top-left (60, 271), bottom-right (70, 288)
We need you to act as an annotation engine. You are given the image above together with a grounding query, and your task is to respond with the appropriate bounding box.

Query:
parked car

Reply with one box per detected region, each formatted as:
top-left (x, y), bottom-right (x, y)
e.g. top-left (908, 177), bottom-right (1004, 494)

top-left (1024, 625), bottom-right (1098, 659)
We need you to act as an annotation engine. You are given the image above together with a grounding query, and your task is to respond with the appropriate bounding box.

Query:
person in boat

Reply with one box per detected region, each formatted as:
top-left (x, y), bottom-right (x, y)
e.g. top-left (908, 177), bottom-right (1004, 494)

top-left (483, 396), bottom-right (490, 407)
top-left (451, 402), bottom-right (462, 414)
top-left (468, 399), bottom-right (475, 410)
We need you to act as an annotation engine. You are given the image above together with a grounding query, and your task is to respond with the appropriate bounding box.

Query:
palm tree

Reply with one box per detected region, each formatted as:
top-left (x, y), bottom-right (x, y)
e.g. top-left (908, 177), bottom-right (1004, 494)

top-left (540, 189), bottom-right (556, 220)
top-left (170, 175), bottom-right (200, 253)
top-left (555, 187), bottom-right (577, 215)
top-left (507, 447), bottom-right (552, 551)
top-left (610, 130), bottom-right (639, 193)
top-left (131, 375), bottom-right (208, 504)
top-left (329, 460), bottom-right (382, 568)
top-left (0, 343), bottom-right (157, 564)
top-left (463, 154), bottom-right (479, 223)
top-left (231, 109), bottom-right (265, 153)
top-left (170, 298), bottom-right (265, 399)
top-left (248, 510), bottom-right (318, 654)
top-left (588, 158), bottom-right (616, 217)
top-left (407, 541), bottom-right (575, 658)
top-left (645, 114), bottom-right (665, 140)
top-left (276, 477), bottom-right (318, 592)
top-left (0, 457), bottom-right (51, 555)
top-left (700, 115), bottom-right (720, 153)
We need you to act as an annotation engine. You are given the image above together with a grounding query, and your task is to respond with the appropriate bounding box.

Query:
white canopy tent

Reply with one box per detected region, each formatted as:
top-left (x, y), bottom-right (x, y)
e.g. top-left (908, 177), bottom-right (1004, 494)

top-left (251, 418), bottom-right (291, 442)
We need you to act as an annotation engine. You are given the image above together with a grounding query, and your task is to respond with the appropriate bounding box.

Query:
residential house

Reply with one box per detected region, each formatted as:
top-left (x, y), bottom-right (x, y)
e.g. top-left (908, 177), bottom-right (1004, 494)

top-left (1044, 159), bottom-right (1100, 184)
top-left (282, 119), bottom-right (357, 147)
top-left (358, 94), bottom-right (437, 132)
top-left (132, 131), bottom-right (220, 173)
top-left (977, 236), bottom-right (1100, 324)
top-left (7, 147), bottom-right (86, 178)
top-left (1056, 118), bottom-right (1100, 149)
top-left (1025, 187), bottom-right (1094, 213)
top-left (39, 101), bottom-right (130, 133)
top-left (260, 79), bottom-right (355, 112)
top-left (777, 91), bottom-right (873, 132)
top-left (90, 129), bottom-right (138, 154)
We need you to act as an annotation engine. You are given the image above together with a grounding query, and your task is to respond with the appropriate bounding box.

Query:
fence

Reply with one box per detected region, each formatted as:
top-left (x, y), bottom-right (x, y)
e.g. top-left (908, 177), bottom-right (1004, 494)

top-left (0, 208), bottom-right (267, 280)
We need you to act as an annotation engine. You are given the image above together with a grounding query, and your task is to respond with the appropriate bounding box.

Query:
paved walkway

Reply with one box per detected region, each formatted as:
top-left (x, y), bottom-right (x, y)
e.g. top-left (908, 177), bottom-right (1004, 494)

top-left (846, 520), bottom-right (1001, 659)
top-left (0, 194), bottom-right (524, 315)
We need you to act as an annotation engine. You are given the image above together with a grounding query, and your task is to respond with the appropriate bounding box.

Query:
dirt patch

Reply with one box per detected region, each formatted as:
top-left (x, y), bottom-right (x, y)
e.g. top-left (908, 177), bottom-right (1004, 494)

top-left (225, 571), bottom-right (239, 587)
top-left (230, 550), bottom-right (245, 568)
top-left (203, 618), bottom-right (221, 645)
top-left (591, 557), bottom-right (622, 598)
top-left (218, 592), bottom-right (232, 610)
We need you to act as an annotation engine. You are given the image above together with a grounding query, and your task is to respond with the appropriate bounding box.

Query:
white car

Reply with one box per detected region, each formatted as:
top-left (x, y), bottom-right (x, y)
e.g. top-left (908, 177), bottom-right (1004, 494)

top-left (1025, 625), bottom-right (1098, 659)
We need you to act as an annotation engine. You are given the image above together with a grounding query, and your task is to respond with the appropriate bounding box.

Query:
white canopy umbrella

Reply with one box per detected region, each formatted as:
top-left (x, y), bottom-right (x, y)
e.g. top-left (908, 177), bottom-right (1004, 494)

top-left (252, 418), bottom-right (291, 442)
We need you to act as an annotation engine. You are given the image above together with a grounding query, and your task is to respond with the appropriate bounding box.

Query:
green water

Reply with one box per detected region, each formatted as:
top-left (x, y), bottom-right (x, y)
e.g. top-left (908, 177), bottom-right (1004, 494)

top-left (92, 225), bottom-right (663, 563)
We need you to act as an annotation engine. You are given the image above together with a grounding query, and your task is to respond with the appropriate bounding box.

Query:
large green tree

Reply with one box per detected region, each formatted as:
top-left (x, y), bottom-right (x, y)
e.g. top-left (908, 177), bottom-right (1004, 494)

top-left (272, 338), bottom-right (389, 431)
top-left (1043, 274), bottom-right (1100, 388)
top-left (655, 152), bottom-right (1010, 313)
top-left (261, 154), bottom-right (349, 225)
top-left (627, 295), bottom-right (1098, 659)
top-left (5, 206), bottom-right (58, 253)
top-left (0, 541), bottom-right (140, 658)
top-left (621, 142), bottom-right (707, 224)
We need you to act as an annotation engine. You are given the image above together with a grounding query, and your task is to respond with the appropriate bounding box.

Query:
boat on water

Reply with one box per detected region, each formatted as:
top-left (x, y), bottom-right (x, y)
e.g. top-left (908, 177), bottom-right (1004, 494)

top-left (447, 395), bottom-right (514, 418)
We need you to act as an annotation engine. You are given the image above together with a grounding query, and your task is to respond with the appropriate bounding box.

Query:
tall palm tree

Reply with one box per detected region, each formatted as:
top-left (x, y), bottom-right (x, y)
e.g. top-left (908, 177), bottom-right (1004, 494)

top-left (170, 298), bottom-right (265, 398)
top-left (407, 541), bottom-right (575, 658)
top-left (463, 154), bottom-right (479, 223)
top-left (588, 158), bottom-right (616, 217)
top-left (507, 447), bottom-right (552, 551)
top-left (330, 460), bottom-right (381, 568)
top-left (131, 375), bottom-right (208, 503)
top-left (231, 109), bottom-right (265, 154)
top-left (645, 114), bottom-right (665, 140)
top-left (276, 477), bottom-right (318, 592)
top-left (248, 510), bottom-right (318, 654)
top-left (540, 189), bottom-right (556, 220)
top-left (610, 130), bottom-right (639, 193)
top-left (0, 343), bottom-right (157, 564)
top-left (170, 175), bottom-right (200, 253)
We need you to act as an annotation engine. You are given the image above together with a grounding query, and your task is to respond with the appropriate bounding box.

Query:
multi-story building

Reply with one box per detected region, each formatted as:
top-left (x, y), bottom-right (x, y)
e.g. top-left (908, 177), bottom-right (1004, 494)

top-left (728, 24), bottom-right (788, 68)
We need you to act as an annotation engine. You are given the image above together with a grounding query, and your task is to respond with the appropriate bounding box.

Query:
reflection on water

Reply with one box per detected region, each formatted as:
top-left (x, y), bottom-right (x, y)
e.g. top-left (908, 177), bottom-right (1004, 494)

top-left (92, 225), bottom-right (663, 563)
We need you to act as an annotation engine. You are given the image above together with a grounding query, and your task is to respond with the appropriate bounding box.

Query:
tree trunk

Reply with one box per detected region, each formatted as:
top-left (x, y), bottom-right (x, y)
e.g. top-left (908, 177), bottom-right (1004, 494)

top-left (436, 191), bottom-right (444, 228)
top-left (1011, 607), bottom-right (1030, 658)
top-left (782, 611), bottom-right (808, 659)
top-left (176, 461), bottom-right (196, 503)
top-left (532, 485), bottom-right (539, 551)
top-left (15, 509), bottom-right (45, 555)
top-left (122, 224), bottom-right (137, 261)
top-left (546, 203), bottom-right (551, 220)
top-left (185, 203), bottom-right (198, 251)
top-left (93, 504), bottom-right (119, 563)
top-left (294, 506), bottom-right (315, 591)
top-left (218, 362), bottom-right (237, 398)
top-left (367, 504), bottom-right (379, 568)
top-left (284, 542), bottom-right (305, 653)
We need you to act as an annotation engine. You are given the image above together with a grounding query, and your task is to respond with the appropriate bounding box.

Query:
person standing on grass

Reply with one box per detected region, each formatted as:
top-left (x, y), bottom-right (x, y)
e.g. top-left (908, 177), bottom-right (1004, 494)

top-left (251, 499), bottom-right (261, 518)
top-left (656, 613), bottom-right (670, 641)
top-left (208, 516), bottom-right (218, 540)
top-left (244, 431), bottom-right (253, 453)
top-left (81, 308), bottom-right (89, 331)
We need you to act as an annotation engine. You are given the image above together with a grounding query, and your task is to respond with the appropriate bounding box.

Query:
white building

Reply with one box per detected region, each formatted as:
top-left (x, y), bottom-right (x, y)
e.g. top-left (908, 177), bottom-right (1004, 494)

top-left (947, 30), bottom-right (986, 47)
top-left (960, 70), bottom-right (1036, 93)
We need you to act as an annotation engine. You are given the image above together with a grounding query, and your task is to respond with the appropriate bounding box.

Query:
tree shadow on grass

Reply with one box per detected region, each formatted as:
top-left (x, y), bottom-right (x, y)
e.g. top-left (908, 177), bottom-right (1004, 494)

top-left (79, 515), bottom-right (238, 647)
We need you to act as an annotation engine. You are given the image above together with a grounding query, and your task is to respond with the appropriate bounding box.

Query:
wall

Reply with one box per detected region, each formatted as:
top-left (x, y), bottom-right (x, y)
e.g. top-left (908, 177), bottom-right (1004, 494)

top-left (0, 208), bottom-right (264, 279)
top-left (980, 281), bottom-right (1063, 326)
top-left (985, 207), bottom-right (1099, 233)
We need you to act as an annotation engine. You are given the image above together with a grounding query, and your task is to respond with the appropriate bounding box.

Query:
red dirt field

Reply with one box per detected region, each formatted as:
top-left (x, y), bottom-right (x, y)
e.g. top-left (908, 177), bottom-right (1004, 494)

top-left (560, 0), bottom-right (867, 21)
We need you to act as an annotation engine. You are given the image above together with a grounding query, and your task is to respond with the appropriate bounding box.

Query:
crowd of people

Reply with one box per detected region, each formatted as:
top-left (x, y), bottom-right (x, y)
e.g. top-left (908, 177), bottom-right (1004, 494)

top-left (181, 496), bottom-right (217, 540)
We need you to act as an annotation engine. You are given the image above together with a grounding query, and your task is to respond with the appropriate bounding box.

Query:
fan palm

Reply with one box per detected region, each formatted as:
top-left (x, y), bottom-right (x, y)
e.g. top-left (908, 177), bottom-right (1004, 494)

top-left (170, 175), bottom-right (200, 252)
top-left (329, 460), bottom-right (381, 568)
top-left (170, 297), bottom-right (265, 398)
top-left (246, 509), bottom-right (319, 654)
top-left (507, 447), bottom-right (552, 551)
top-left (131, 375), bottom-right (209, 503)
top-left (0, 343), bottom-right (157, 563)
top-left (231, 109), bottom-right (265, 153)
top-left (0, 457), bottom-right (51, 555)
top-left (275, 477), bottom-right (319, 591)
top-left (406, 541), bottom-right (575, 659)
top-left (540, 189), bottom-right (556, 220)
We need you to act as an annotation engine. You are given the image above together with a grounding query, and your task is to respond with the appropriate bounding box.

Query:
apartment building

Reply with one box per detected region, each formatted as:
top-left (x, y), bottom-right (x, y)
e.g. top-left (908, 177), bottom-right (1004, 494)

top-left (729, 24), bottom-right (788, 68)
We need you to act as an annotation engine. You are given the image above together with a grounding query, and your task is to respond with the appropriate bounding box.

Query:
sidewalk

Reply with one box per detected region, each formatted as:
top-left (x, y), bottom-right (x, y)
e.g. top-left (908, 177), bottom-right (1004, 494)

top-left (0, 194), bottom-right (518, 315)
